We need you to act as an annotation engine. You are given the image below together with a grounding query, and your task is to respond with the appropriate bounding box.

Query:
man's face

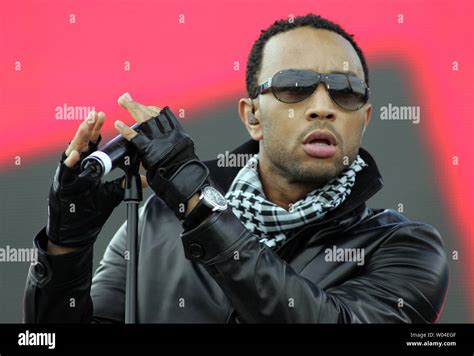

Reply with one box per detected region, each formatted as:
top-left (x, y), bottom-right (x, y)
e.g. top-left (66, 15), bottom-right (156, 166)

top-left (249, 27), bottom-right (372, 187)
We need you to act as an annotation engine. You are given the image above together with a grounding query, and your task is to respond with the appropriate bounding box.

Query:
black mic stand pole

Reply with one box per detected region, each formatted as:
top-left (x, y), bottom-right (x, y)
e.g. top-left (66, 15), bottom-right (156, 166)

top-left (123, 161), bottom-right (142, 324)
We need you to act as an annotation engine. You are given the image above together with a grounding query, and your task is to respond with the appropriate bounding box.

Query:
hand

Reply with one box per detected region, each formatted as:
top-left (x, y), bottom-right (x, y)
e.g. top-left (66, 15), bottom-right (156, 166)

top-left (47, 111), bottom-right (146, 249)
top-left (114, 93), bottom-right (209, 218)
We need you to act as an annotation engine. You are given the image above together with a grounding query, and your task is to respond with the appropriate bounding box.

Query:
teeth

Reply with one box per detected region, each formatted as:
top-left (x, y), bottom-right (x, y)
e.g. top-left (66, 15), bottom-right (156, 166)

top-left (310, 141), bottom-right (329, 146)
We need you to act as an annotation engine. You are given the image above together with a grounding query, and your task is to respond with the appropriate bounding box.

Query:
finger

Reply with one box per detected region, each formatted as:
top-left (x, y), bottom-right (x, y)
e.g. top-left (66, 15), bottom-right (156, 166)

top-left (157, 112), bottom-right (173, 132)
top-left (65, 111), bottom-right (96, 155)
top-left (64, 149), bottom-right (80, 168)
top-left (114, 120), bottom-right (138, 141)
top-left (160, 106), bottom-right (184, 131)
top-left (65, 122), bottom-right (93, 155)
top-left (85, 110), bottom-right (97, 125)
top-left (90, 111), bottom-right (106, 143)
top-left (117, 92), bottom-right (157, 124)
top-left (80, 111), bottom-right (98, 152)
top-left (147, 105), bottom-right (173, 131)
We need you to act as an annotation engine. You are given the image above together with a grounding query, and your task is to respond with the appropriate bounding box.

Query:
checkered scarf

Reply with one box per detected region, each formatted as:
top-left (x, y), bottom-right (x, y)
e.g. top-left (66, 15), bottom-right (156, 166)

top-left (225, 154), bottom-right (367, 249)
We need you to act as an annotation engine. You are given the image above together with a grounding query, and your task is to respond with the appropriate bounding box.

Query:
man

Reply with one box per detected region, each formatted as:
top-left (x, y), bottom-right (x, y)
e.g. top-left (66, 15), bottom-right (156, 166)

top-left (24, 14), bottom-right (448, 323)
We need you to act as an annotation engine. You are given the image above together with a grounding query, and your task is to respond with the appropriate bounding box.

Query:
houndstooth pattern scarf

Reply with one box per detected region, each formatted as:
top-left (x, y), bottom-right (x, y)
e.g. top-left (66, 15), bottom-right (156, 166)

top-left (225, 154), bottom-right (367, 249)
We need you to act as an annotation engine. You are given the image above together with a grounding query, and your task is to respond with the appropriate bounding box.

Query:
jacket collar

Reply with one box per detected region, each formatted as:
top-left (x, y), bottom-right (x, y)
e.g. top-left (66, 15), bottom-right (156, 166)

top-left (205, 139), bottom-right (384, 220)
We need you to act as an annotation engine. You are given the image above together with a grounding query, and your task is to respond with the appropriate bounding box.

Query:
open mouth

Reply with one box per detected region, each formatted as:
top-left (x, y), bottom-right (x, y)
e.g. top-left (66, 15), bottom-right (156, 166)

top-left (303, 130), bottom-right (337, 146)
top-left (303, 130), bottom-right (337, 158)
top-left (309, 138), bottom-right (332, 146)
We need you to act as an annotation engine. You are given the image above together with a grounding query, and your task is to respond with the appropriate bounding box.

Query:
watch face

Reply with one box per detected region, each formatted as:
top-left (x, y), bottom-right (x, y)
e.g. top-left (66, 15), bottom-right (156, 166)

top-left (202, 186), bottom-right (228, 211)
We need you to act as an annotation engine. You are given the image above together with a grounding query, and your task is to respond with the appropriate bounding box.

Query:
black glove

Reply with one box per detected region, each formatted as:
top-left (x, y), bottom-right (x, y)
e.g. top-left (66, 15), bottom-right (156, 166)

top-left (46, 138), bottom-right (125, 247)
top-left (130, 107), bottom-right (209, 218)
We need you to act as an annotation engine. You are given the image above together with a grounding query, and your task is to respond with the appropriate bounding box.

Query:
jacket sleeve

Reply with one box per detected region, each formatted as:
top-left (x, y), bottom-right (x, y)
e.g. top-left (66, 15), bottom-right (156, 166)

top-left (23, 227), bottom-right (95, 323)
top-left (180, 209), bottom-right (449, 323)
top-left (23, 222), bottom-right (128, 324)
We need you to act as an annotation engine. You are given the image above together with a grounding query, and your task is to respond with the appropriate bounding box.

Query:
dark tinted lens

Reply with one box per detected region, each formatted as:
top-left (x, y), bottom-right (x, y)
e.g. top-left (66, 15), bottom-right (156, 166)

top-left (272, 70), bottom-right (318, 103)
top-left (348, 75), bottom-right (368, 102)
top-left (327, 74), bottom-right (367, 111)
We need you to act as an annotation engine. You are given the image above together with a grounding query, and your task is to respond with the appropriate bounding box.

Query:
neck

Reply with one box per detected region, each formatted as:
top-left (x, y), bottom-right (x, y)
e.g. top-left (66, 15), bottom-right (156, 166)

top-left (258, 157), bottom-right (319, 211)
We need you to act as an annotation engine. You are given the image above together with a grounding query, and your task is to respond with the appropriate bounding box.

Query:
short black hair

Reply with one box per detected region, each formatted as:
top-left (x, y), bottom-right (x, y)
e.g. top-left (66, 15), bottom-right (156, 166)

top-left (246, 13), bottom-right (369, 98)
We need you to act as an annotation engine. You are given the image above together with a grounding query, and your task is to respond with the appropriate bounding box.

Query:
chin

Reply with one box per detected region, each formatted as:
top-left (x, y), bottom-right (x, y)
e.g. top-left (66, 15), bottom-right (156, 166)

top-left (289, 161), bottom-right (340, 186)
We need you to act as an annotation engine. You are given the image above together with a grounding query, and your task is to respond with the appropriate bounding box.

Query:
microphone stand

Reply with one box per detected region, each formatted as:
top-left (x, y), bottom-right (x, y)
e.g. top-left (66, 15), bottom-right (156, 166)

top-left (123, 161), bottom-right (142, 324)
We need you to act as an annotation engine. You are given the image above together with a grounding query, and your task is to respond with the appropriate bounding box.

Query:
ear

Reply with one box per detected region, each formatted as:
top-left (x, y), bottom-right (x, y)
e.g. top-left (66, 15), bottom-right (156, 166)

top-left (362, 103), bottom-right (372, 135)
top-left (239, 98), bottom-right (263, 141)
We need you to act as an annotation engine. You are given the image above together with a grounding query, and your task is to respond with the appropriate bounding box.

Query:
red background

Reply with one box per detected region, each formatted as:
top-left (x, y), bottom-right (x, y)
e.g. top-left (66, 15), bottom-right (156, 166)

top-left (1, 0), bottom-right (473, 321)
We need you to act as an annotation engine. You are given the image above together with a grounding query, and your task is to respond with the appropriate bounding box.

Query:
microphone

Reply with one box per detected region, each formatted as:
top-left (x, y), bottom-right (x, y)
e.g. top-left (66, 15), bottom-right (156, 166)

top-left (79, 122), bottom-right (140, 179)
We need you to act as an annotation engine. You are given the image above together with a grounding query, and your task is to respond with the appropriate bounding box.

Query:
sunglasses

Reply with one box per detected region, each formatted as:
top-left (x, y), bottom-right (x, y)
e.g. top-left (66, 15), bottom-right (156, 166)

top-left (252, 69), bottom-right (370, 111)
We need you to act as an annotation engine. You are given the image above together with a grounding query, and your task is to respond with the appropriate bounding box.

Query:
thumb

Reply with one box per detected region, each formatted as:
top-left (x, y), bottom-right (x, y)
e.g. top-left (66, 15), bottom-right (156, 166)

top-left (115, 120), bottom-right (138, 141)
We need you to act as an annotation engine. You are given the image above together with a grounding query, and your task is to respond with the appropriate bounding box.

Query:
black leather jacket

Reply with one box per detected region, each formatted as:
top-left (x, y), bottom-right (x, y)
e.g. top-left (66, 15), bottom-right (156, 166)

top-left (23, 140), bottom-right (449, 323)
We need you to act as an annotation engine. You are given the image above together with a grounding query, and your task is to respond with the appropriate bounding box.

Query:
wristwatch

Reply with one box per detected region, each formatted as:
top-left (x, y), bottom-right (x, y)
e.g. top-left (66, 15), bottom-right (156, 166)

top-left (182, 186), bottom-right (228, 230)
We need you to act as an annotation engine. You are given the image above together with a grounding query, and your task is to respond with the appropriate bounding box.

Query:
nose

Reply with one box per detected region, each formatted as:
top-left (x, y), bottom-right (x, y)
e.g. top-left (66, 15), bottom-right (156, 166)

top-left (304, 83), bottom-right (337, 122)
